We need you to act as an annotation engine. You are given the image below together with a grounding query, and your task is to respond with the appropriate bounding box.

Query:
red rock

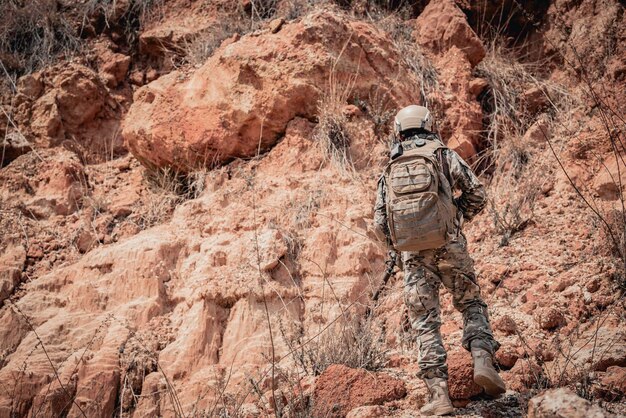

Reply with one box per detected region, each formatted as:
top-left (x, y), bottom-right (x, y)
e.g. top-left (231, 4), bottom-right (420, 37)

top-left (13, 63), bottom-right (125, 160)
top-left (468, 78), bottom-right (489, 98)
top-left (503, 359), bottom-right (543, 392)
top-left (593, 154), bottom-right (626, 200)
top-left (346, 405), bottom-right (388, 418)
top-left (0, 149), bottom-right (87, 218)
top-left (100, 52), bottom-right (131, 88)
top-left (75, 227), bottom-right (98, 253)
top-left (313, 365), bottom-right (406, 417)
top-left (269, 17), bottom-right (285, 34)
top-left (447, 349), bottom-right (482, 399)
top-left (522, 87), bottom-right (549, 114)
top-left (495, 345), bottom-right (519, 370)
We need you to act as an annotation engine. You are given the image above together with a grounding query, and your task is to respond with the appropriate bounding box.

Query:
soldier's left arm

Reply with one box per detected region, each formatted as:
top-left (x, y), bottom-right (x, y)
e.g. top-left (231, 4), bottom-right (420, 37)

top-left (373, 176), bottom-right (392, 243)
top-left (445, 149), bottom-right (487, 220)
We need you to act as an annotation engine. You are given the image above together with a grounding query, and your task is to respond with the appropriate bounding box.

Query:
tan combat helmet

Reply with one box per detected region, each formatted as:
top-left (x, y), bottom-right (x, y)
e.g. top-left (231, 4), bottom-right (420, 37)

top-left (394, 105), bottom-right (434, 134)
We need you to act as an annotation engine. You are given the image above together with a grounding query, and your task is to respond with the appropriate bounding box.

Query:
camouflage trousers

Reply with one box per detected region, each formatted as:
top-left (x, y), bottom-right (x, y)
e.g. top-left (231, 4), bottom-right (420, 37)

top-left (403, 233), bottom-right (500, 380)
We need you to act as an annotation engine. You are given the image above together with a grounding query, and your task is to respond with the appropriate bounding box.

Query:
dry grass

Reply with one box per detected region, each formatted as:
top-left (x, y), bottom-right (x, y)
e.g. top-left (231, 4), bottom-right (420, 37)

top-left (0, 0), bottom-right (82, 77)
top-left (284, 315), bottom-right (387, 376)
top-left (0, 0), bottom-right (163, 82)
top-left (476, 40), bottom-right (576, 244)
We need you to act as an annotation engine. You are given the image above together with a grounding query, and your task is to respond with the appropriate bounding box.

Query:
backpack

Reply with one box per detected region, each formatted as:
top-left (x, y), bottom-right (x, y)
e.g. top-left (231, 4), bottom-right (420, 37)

top-left (383, 137), bottom-right (456, 252)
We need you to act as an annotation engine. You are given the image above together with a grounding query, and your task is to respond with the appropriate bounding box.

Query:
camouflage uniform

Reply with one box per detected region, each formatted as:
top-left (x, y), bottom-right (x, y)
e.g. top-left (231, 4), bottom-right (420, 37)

top-left (373, 133), bottom-right (500, 380)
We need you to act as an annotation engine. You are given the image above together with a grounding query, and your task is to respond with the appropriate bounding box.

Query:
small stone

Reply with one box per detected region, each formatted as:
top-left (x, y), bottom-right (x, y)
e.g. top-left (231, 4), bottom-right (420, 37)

top-left (129, 70), bottom-right (145, 86)
top-left (493, 315), bottom-right (517, 336)
top-left (75, 228), bottom-right (98, 253)
top-left (346, 405), bottom-right (388, 418)
top-left (145, 68), bottom-right (159, 83)
top-left (535, 307), bottom-right (566, 330)
top-left (469, 78), bottom-right (489, 97)
top-left (269, 18), bottom-right (285, 34)
top-left (496, 345), bottom-right (519, 369)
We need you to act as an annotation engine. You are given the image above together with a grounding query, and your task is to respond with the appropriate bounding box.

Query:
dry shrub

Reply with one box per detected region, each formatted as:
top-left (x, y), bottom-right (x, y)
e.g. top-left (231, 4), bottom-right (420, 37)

top-left (134, 167), bottom-right (206, 229)
top-left (314, 71), bottom-right (356, 171)
top-left (375, 18), bottom-right (443, 133)
top-left (0, 0), bottom-right (82, 76)
top-left (285, 315), bottom-right (387, 376)
top-left (476, 42), bottom-right (572, 148)
top-left (487, 135), bottom-right (550, 246)
top-left (0, 0), bottom-right (163, 81)
top-left (386, 19), bottom-right (440, 108)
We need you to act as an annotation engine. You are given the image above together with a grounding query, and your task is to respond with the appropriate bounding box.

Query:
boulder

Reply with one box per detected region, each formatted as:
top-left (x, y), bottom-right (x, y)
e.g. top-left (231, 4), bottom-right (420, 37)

top-left (123, 11), bottom-right (419, 171)
top-left (447, 349), bottom-right (482, 399)
top-left (413, 0), bottom-right (485, 67)
top-left (527, 388), bottom-right (614, 418)
top-left (313, 364), bottom-right (406, 417)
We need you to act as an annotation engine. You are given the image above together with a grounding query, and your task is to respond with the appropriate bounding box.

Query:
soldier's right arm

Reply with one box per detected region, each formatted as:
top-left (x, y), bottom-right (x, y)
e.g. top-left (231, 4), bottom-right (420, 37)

top-left (446, 149), bottom-right (487, 220)
top-left (373, 176), bottom-right (391, 243)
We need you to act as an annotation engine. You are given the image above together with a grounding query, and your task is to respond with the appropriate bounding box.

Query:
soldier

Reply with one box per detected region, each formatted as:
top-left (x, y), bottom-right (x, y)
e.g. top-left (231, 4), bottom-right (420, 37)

top-left (373, 105), bottom-right (505, 416)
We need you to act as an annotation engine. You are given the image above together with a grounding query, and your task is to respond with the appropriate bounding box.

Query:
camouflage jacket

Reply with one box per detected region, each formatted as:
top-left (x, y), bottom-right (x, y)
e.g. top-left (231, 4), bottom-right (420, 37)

top-left (373, 134), bottom-right (486, 244)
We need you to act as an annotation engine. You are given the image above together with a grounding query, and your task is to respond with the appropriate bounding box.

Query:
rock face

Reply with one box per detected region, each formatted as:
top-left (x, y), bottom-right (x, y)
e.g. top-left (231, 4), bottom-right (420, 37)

top-left (123, 10), bottom-right (420, 171)
top-left (413, 0), bottom-right (486, 160)
top-left (313, 364), bottom-right (407, 417)
top-left (527, 388), bottom-right (615, 418)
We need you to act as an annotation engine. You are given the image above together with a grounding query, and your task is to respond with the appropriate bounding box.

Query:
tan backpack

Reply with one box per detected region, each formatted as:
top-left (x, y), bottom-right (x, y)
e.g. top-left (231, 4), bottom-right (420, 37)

top-left (383, 137), bottom-right (456, 252)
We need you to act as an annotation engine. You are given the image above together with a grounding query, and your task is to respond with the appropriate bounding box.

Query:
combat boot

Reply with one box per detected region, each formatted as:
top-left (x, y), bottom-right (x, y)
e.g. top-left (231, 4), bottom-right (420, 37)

top-left (471, 345), bottom-right (506, 396)
top-left (420, 377), bottom-right (454, 416)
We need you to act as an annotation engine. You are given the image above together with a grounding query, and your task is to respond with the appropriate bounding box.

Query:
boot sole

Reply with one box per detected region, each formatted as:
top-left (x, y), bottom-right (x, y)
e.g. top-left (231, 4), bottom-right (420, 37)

top-left (474, 372), bottom-right (506, 397)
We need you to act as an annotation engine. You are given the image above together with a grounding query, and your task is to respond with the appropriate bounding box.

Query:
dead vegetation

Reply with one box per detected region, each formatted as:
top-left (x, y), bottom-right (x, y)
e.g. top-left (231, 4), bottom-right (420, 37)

top-left (313, 68), bottom-right (356, 171)
top-left (134, 167), bottom-right (206, 229)
top-left (475, 39), bottom-right (576, 245)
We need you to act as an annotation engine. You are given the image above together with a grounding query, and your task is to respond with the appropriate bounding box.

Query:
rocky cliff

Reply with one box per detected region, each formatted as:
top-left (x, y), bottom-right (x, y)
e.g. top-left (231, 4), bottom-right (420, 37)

top-left (0, 0), bottom-right (625, 417)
